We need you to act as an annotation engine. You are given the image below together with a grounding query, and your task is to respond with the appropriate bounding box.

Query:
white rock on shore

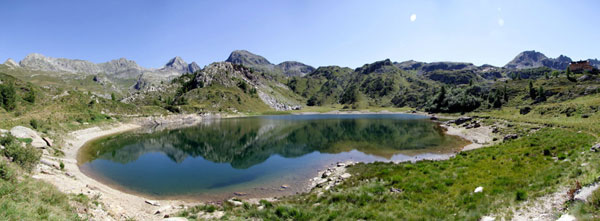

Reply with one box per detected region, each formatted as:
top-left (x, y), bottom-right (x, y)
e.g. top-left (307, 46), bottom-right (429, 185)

top-left (9, 126), bottom-right (47, 148)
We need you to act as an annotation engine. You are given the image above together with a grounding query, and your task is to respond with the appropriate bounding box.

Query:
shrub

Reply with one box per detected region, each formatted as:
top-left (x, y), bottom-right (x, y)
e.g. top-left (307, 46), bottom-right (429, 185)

top-left (516, 190), bottom-right (527, 201)
top-left (0, 161), bottom-right (15, 181)
top-left (2, 139), bottom-right (41, 172)
top-left (23, 85), bottom-right (36, 104)
top-left (29, 119), bottom-right (39, 129)
top-left (589, 188), bottom-right (600, 208)
top-left (0, 83), bottom-right (17, 111)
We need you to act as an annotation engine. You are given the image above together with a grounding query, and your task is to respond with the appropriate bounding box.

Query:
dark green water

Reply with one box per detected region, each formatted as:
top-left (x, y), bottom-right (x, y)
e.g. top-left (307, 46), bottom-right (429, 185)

top-left (78, 114), bottom-right (467, 200)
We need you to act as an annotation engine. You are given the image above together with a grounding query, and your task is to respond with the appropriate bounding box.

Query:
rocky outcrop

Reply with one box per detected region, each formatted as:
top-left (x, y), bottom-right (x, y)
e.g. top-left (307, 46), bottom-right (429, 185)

top-left (9, 126), bottom-right (46, 148)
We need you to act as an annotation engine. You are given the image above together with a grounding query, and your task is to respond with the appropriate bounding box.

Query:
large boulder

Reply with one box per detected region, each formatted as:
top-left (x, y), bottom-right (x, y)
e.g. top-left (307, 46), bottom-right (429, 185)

top-left (454, 117), bottom-right (473, 125)
top-left (9, 126), bottom-right (46, 148)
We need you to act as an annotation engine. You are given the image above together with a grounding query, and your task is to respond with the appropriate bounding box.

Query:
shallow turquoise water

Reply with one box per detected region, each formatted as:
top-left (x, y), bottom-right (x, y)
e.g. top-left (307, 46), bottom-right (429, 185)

top-left (78, 114), bottom-right (466, 200)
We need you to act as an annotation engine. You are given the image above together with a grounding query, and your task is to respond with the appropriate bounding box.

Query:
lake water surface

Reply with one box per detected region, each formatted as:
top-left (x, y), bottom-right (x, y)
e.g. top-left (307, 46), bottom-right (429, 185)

top-left (78, 114), bottom-right (467, 200)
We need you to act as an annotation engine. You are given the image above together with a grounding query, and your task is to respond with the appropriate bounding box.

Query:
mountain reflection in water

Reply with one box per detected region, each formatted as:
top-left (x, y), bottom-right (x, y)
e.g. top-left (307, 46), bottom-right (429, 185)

top-left (80, 114), bottom-right (461, 169)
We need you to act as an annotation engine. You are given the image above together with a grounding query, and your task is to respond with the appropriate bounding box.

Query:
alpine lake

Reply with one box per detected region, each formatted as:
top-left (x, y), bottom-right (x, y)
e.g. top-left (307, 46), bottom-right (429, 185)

top-left (77, 114), bottom-right (468, 201)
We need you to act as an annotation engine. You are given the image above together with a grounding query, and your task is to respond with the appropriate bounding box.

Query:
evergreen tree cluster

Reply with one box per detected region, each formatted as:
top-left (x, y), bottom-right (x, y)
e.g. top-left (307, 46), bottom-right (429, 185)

top-left (0, 83), bottom-right (17, 111)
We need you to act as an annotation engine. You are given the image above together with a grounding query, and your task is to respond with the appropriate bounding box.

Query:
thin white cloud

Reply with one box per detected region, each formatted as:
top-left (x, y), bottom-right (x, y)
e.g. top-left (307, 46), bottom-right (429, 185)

top-left (498, 18), bottom-right (504, 27)
top-left (410, 14), bottom-right (417, 22)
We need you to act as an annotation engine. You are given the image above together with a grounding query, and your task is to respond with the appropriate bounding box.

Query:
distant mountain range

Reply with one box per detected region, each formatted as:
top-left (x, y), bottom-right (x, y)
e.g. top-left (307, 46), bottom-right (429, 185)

top-left (1, 49), bottom-right (598, 112)
top-left (4, 50), bottom-right (598, 82)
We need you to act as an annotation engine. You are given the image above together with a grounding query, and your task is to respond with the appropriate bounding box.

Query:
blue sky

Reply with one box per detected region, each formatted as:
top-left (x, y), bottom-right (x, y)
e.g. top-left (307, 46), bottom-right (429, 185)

top-left (1, 0), bottom-right (599, 68)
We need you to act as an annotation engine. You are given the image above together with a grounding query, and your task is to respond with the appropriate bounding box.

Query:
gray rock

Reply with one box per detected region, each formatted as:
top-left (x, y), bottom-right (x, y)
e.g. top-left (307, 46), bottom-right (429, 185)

top-left (145, 200), bottom-right (160, 206)
top-left (227, 199), bottom-right (243, 206)
top-left (578, 75), bottom-right (593, 82)
top-left (390, 187), bottom-right (402, 193)
top-left (10, 126), bottom-right (46, 148)
top-left (454, 117), bottom-right (472, 125)
top-left (503, 134), bottom-right (519, 141)
top-left (590, 143), bottom-right (600, 152)
top-left (519, 106), bottom-right (532, 115)
top-left (40, 159), bottom-right (60, 169)
top-left (465, 122), bottom-right (481, 129)
top-left (340, 173), bottom-right (351, 179)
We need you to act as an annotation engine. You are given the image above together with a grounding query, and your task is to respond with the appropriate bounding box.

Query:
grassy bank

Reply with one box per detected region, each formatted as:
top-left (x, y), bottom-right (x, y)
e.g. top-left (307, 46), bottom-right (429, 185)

top-left (0, 135), bottom-right (92, 220)
top-left (185, 128), bottom-right (596, 220)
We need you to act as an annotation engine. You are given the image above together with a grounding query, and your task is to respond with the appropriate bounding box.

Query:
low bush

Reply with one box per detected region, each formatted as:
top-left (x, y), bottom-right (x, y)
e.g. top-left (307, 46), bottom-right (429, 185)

top-left (0, 161), bottom-right (15, 181)
top-left (1, 135), bottom-right (41, 171)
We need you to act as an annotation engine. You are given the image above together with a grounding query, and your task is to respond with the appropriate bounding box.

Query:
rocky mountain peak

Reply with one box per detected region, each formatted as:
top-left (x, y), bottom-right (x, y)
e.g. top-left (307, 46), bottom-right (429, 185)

top-left (188, 62), bottom-right (201, 73)
top-left (226, 50), bottom-right (272, 66)
top-left (356, 59), bottom-right (396, 74)
top-left (505, 50), bottom-right (573, 70)
top-left (504, 50), bottom-right (549, 69)
top-left (164, 56), bottom-right (187, 69)
top-left (3, 58), bottom-right (19, 67)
